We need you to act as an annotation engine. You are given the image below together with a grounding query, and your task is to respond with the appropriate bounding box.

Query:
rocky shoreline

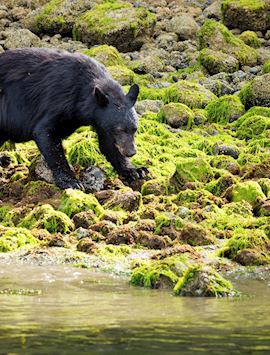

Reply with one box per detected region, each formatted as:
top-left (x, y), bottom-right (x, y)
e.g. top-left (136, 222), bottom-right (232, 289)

top-left (0, 0), bottom-right (270, 297)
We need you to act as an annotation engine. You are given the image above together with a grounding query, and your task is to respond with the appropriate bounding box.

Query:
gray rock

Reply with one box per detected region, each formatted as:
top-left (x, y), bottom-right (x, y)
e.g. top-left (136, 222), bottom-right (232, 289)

top-left (166, 14), bottom-right (199, 40)
top-left (1, 28), bottom-right (41, 49)
top-left (135, 99), bottom-right (163, 115)
top-left (213, 143), bottom-right (240, 159)
top-left (80, 166), bottom-right (106, 193)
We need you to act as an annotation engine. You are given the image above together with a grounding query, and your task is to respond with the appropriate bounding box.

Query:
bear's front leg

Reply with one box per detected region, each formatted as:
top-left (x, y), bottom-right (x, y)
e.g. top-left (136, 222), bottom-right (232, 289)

top-left (98, 136), bottom-right (148, 183)
top-left (33, 128), bottom-right (84, 190)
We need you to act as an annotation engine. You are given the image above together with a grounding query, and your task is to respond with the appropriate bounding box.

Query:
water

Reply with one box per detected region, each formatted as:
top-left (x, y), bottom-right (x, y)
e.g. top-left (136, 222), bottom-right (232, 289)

top-left (0, 264), bottom-right (269, 354)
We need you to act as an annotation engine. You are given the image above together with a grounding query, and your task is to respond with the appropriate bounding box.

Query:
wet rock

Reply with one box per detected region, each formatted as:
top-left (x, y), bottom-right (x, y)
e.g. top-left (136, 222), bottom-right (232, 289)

top-left (203, 0), bottom-right (222, 20)
top-left (213, 144), bottom-right (240, 159)
top-left (166, 14), bottom-right (199, 40)
top-left (80, 166), bottom-right (106, 193)
top-left (221, 0), bottom-right (270, 31)
top-left (0, 28), bottom-right (41, 49)
top-left (72, 210), bottom-right (98, 229)
top-left (106, 225), bottom-right (138, 245)
top-left (0, 153), bottom-right (12, 168)
top-left (76, 237), bottom-right (96, 253)
top-left (174, 265), bottom-right (238, 297)
top-left (259, 200), bottom-right (270, 216)
top-left (70, 227), bottom-right (92, 240)
top-left (89, 220), bottom-right (117, 236)
top-left (178, 223), bottom-right (215, 246)
top-left (136, 231), bottom-right (168, 249)
top-left (46, 233), bottom-right (67, 248)
top-left (32, 155), bottom-right (54, 184)
top-left (135, 219), bottom-right (156, 232)
top-left (152, 244), bottom-right (200, 260)
top-left (234, 248), bottom-right (269, 266)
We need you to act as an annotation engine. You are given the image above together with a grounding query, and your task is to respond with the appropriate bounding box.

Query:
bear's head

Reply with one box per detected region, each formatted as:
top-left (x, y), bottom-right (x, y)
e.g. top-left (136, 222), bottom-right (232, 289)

top-left (93, 83), bottom-right (139, 158)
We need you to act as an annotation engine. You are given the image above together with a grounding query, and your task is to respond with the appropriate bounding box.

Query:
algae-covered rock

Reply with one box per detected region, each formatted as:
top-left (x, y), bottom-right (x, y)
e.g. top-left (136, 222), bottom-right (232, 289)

top-left (231, 181), bottom-right (266, 206)
top-left (95, 189), bottom-right (141, 212)
top-left (77, 237), bottom-right (96, 253)
top-left (59, 189), bottom-right (104, 218)
top-left (239, 31), bottom-right (261, 48)
top-left (20, 204), bottom-right (74, 234)
top-left (178, 223), bottom-right (215, 246)
top-left (199, 48), bottom-right (239, 74)
top-left (130, 258), bottom-right (184, 289)
top-left (236, 115), bottom-right (270, 140)
top-left (83, 45), bottom-right (124, 67)
top-left (263, 59), bottom-right (270, 73)
top-left (136, 231), bottom-right (169, 250)
top-left (107, 65), bottom-right (135, 85)
top-left (206, 95), bottom-right (245, 124)
top-left (0, 228), bottom-right (38, 252)
top-left (170, 157), bottom-right (214, 191)
top-left (234, 248), bottom-right (270, 266)
top-left (206, 173), bottom-right (238, 197)
top-left (72, 210), bottom-right (98, 229)
top-left (23, 0), bottom-right (94, 35)
top-left (239, 74), bottom-right (270, 109)
top-left (73, 1), bottom-right (156, 52)
top-left (130, 55), bottom-right (165, 75)
top-left (221, 0), bottom-right (270, 31)
top-left (165, 81), bottom-right (217, 109)
top-left (106, 225), bottom-right (138, 245)
top-left (158, 103), bottom-right (194, 129)
top-left (220, 228), bottom-right (270, 265)
top-left (174, 265), bottom-right (238, 297)
top-left (197, 19), bottom-right (258, 66)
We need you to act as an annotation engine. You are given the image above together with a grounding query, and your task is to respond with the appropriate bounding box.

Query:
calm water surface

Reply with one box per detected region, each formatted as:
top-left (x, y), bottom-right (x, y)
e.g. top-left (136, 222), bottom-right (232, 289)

top-left (0, 264), bottom-right (269, 354)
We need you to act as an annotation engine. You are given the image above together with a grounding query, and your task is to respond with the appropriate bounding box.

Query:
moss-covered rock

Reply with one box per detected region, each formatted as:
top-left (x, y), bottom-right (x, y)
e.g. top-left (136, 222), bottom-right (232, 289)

top-left (206, 95), bottom-right (245, 124)
top-left (231, 181), bottom-right (266, 206)
top-left (170, 157), bottom-right (214, 191)
top-left (239, 31), bottom-right (261, 48)
top-left (20, 204), bottom-right (74, 234)
top-left (83, 45), bottom-right (124, 67)
top-left (59, 189), bottom-right (104, 218)
top-left (199, 48), bottom-right (239, 74)
top-left (221, 0), bottom-right (270, 31)
top-left (0, 228), bottom-right (38, 252)
top-left (174, 265), bottom-right (238, 297)
top-left (220, 228), bottom-right (270, 264)
top-left (158, 103), bottom-right (194, 129)
top-left (197, 19), bottom-right (258, 66)
top-left (73, 1), bottom-right (156, 52)
top-left (107, 65), bottom-right (135, 85)
top-left (178, 223), bottom-right (215, 246)
top-left (239, 74), bottom-right (270, 109)
top-left (23, 0), bottom-right (93, 35)
top-left (263, 59), bottom-right (270, 73)
top-left (236, 115), bottom-right (270, 140)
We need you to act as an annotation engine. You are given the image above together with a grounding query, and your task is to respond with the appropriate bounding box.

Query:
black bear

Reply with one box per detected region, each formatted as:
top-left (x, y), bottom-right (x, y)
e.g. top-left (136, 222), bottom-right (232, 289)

top-left (0, 48), bottom-right (148, 189)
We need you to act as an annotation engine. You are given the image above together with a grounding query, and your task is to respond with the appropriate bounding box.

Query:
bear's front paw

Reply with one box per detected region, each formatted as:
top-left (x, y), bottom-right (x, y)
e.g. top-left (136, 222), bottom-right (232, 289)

top-left (121, 167), bottom-right (149, 183)
top-left (54, 175), bottom-right (85, 191)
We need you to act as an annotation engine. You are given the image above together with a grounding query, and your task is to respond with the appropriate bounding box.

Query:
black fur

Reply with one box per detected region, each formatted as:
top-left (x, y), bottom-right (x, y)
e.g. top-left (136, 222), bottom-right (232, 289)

top-left (0, 48), bottom-right (147, 189)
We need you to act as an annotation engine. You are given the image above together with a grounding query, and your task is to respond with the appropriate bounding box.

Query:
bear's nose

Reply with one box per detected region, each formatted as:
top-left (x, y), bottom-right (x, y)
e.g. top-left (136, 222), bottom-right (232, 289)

top-left (126, 149), bottom-right (136, 157)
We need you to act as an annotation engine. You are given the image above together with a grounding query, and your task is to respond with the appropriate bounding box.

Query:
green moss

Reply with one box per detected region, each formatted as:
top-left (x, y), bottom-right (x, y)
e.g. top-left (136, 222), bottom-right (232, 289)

top-left (59, 189), bottom-right (104, 218)
top-left (206, 173), bottom-right (238, 197)
top-left (231, 181), bottom-right (266, 205)
top-left (221, 0), bottom-right (266, 12)
top-left (219, 228), bottom-right (270, 260)
top-left (239, 74), bottom-right (270, 109)
top-left (233, 106), bottom-right (270, 127)
top-left (154, 213), bottom-right (183, 234)
top-left (0, 206), bottom-right (12, 223)
top-left (206, 95), bottom-right (245, 124)
top-left (258, 178), bottom-right (270, 198)
top-left (174, 265), bottom-right (237, 297)
top-left (0, 228), bottom-right (38, 252)
top-left (130, 257), bottom-right (186, 289)
top-left (83, 45), bottom-right (124, 66)
top-left (239, 31), bottom-right (261, 48)
top-left (199, 48), bottom-right (239, 74)
top-left (107, 65), bottom-right (135, 85)
top-left (236, 115), bottom-right (270, 140)
top-left (197, 19), bottom-right (258, 66)
top-left (20, 204), bottom-right (74, 234)
top-left (263, 60), bottom-right (270, 73)
top-left (158, 103), bottom-right (194, 129)
top-left (171, 157), bottom-right (214, 190)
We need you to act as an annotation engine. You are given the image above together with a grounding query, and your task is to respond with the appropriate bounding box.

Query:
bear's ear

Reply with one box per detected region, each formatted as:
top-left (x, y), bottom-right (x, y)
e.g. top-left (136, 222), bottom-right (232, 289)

top-left (95, 87), bottom-right (109, 107)
top-left (126, 84), bottom-right (139, 107)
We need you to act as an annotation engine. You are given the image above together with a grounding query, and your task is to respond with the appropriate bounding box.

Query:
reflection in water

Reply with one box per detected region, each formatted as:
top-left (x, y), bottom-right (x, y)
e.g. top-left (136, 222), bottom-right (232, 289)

top-left (0, 264), bottom-right (269, 354)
